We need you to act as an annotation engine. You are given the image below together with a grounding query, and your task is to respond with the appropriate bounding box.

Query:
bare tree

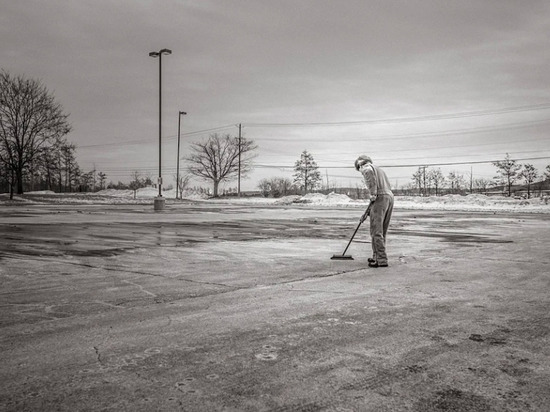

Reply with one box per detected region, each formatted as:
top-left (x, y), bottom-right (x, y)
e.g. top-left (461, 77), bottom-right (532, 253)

top-left (0, 71), bottom-right (71, 195)
top-left (174, 173), bottom-right (191, 199)
top-left (473, 178), bottom-right (492, 194)
top-left (62, 142), bottom-right (78, 192)
top-left (257, 178), bottom-right (271, 197)
top-left (258, 177), bottom-right (295, 198)
top-left (428, 168), bottom-right (445, 196)
top-left (0, 156), bottom-right (10, 192)
top-left (411, 167), bottom-right (424, 195)
top-left (34, 144), bottom-right (55, 191)
top-left (493, 153), bottom-right (521, 197)
top-left (402, 182), bottom-right (416, 196)
top-left (519, 164), bottom-right (538, 199)
top-left (129, 170), bottom-right (142, 199)
top-left (98, 171), bottom-right (107, 190)
top-left (90, 166), bottom-right (97, 192)
top-left (186, 133), bottom-right (257, 197)
top-left (79, 171), bottom-right (94, 192)
top-left (272, 177), bottom-right (294, 197)
top-left (448, 171), bottom-right (464, 194)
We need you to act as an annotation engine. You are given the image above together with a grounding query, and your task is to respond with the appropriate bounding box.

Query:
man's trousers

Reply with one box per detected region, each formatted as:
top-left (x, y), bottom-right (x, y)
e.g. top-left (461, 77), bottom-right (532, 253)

top-left (369, 194), bottom-right (394, 265)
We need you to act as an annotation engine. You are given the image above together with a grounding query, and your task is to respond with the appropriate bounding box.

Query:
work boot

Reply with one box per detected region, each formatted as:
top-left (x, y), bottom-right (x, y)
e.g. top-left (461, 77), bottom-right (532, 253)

top-left (368, 261), bottom-right (388, 268)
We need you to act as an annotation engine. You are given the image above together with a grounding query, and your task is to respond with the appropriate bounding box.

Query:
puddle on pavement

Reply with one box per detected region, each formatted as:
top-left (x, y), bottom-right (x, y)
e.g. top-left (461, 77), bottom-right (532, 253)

top-left (0, 212), bottom-right (515, 260)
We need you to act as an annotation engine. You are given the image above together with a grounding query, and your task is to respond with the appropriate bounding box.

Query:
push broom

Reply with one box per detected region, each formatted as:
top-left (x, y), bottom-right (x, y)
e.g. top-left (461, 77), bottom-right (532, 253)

top-left (331, 203), bottom-right (372, 260)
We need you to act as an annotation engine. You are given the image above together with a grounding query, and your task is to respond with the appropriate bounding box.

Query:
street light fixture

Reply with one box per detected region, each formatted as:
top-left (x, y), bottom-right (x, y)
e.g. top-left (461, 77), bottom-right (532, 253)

top-left (176, 111), bottom-right (187, 200)
top-left (149, 48), bottom-right (172, 211)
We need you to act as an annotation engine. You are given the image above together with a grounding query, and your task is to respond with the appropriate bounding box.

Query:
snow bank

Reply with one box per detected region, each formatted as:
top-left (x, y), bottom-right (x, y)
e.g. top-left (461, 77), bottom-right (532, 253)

top-left (295, 192), bottom-right (355, 205)
top-left (2, 190), bottom-right (549, 213)
top-left (218, 192), bottom-right (550, 213)
top-left (95, 187), bottom-right (209, 200)
top-left (96, 189), bottom-right (134, 197)
top-left (396, 193), bottom-right (549, 212)
top-left (23, 190), bottom-right (56, 195)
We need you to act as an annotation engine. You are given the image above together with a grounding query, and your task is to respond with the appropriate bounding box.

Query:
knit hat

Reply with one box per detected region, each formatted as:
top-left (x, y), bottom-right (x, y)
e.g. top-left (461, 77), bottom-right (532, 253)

top-left (354, 155), bottom-right (372, 171)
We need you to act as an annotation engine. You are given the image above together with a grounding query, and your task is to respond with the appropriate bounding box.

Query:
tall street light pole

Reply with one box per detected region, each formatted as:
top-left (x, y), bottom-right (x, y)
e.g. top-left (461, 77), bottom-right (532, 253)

top-left (149, 48), bottom-right (172, 211)
top-left (176, 111), bottom-right (187, 200)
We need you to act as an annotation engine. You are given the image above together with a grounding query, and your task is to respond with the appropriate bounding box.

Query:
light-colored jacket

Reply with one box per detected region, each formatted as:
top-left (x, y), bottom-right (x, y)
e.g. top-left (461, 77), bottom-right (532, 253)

top-left (360, 164), bottom-right (393, 200)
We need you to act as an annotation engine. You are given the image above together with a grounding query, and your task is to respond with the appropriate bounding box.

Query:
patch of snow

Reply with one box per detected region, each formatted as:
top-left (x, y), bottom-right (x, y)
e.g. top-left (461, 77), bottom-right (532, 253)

top-left (292, 192), bottom-right (358, 205)
top-left (274, 195), bottom-right (302, 205)
top-left (26, 190), bottom-right (57, 195)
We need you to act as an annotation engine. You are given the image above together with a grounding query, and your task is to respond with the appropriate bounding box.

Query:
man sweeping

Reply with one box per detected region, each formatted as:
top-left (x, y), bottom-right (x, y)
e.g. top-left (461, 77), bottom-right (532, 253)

top-left (355, 155), bottom-right (394, 267)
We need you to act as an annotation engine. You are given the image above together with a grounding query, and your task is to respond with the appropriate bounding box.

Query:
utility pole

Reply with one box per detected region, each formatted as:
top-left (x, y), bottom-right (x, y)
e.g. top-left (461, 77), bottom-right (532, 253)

top-left (238, 123), bottom-right (242, 197)
top-left (176, 111), bottom-right (187, 200)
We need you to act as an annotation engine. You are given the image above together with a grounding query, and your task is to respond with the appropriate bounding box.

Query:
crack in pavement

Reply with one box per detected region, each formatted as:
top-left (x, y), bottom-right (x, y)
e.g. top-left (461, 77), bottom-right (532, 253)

top-left (0, 252), bottom-right (240, 289)
top-left (93, 346), bottom-right (102, 363)
top-left (120, 279), bottom-right (157, 298)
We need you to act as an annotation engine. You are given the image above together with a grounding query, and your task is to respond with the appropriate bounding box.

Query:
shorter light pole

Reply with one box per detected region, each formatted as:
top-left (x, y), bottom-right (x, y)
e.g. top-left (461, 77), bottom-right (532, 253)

top-left (176, 111), bottom-right (187, 200)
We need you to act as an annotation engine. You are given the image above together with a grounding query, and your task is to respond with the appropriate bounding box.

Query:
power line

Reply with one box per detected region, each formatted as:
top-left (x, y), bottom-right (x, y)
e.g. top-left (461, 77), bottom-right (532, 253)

top-left (78, 116), bottom-right (550, 149)
top-left (96, 153), bottom-right (550, 174)
top-left (77, 106), bottom-right (550, 149)
top-left (79, 124), bottom-right (235, 149)
top-left (316, 146), bottom-right (550, 162)
top-left (251, 155), bottom-right (550, 170)
top-left (383, 155), bottom-right (550, 169)
top-left (248, 118), bottom-right (550, 142)
top-left (165, 124), bottom-right (237, 140)
top-left (243, 103), bottom-right (550, 128)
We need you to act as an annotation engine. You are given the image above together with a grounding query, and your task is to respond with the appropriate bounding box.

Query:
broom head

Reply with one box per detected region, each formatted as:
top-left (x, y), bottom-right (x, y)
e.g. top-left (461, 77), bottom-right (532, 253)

top-left (331, 255), bottom-right (354, 260)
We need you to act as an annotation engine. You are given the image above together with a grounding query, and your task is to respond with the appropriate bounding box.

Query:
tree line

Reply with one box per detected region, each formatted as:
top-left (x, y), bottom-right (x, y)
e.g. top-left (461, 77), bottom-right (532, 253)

top-left (407, 154), bottom-right (550, 198)
top-left (0, 70), bottom-right (104, 198)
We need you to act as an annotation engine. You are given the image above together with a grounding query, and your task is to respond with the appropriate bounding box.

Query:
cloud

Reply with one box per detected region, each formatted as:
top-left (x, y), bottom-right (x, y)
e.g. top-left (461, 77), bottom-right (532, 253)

top-left (2, 0), bottom-right (550, 188)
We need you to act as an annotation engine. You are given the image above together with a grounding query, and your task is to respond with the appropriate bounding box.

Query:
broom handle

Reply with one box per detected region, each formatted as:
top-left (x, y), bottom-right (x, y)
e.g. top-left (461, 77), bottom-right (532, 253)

top-left (341, 203), bottom-right (372, 255)
top-left (341, 220), bottom-right (362, 256)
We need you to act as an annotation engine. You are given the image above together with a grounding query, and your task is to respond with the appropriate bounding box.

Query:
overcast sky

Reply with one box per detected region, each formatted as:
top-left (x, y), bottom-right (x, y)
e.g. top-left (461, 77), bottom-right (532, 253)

top-left (2, 0), bottom-right (550, 191)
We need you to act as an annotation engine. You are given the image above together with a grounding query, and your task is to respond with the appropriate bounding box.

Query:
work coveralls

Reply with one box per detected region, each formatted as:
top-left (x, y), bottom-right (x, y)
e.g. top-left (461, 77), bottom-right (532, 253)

top-left (360, 163), bottom-right (394, 265)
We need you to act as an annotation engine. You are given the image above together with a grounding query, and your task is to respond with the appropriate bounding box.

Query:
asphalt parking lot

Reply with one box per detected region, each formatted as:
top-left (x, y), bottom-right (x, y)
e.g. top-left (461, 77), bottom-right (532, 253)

top-left (1, 202), bottom-right (549, 411)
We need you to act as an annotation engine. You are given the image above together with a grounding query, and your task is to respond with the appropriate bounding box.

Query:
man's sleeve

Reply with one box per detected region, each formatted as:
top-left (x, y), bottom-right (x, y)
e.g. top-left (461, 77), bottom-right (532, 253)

top-left (361, 167), bottom-right (378, 200)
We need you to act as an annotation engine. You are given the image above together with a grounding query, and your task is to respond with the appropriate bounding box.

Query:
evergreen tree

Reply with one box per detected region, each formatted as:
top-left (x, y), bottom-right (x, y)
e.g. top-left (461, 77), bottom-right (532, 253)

top-left (293, 150), bottom-right (321, 193)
